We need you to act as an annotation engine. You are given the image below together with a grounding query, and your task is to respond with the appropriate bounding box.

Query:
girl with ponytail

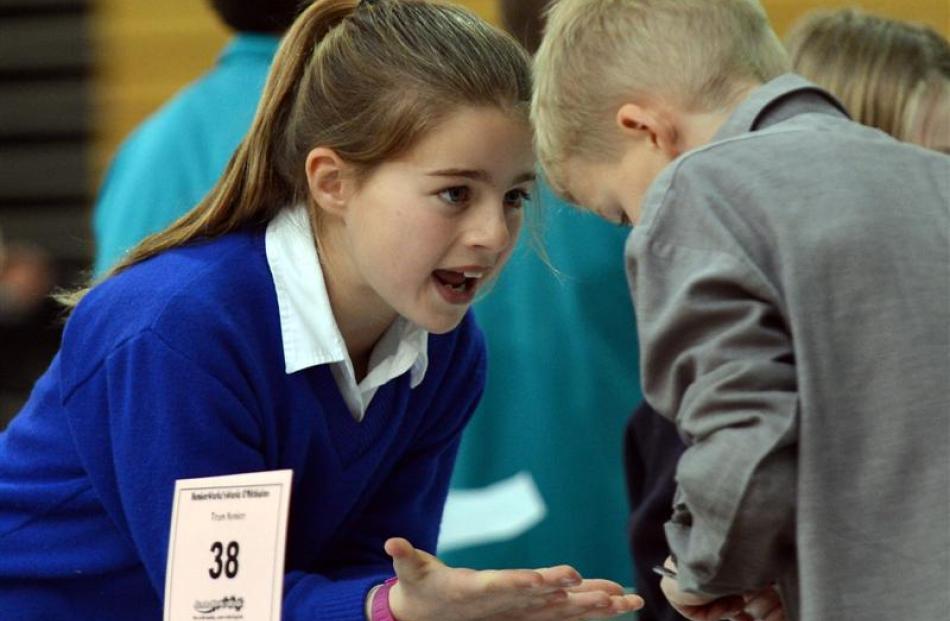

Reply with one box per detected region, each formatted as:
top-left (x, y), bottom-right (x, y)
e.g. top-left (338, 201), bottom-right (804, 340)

top-left (0, 1), bottom-right (643, 619)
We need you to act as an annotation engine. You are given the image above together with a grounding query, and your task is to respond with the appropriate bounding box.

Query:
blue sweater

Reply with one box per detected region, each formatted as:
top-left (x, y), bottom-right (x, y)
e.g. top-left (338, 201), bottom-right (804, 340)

top-left (0, 229), bottom-right (486, 620)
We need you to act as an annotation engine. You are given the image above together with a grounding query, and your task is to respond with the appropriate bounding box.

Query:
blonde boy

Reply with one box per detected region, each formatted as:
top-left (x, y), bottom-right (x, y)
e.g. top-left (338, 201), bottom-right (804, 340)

top-left (533, 1), bottom-right (950, 620)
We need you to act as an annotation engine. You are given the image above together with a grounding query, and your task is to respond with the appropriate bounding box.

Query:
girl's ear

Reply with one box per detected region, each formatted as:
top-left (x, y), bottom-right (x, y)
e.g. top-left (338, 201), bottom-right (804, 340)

top-left (305, 147), bottom-right (353, 217)
top-left (615, 102), bottom-right (680, 158)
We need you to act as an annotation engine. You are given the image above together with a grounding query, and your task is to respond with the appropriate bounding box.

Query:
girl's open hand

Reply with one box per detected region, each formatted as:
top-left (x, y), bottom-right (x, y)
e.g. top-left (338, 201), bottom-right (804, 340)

top-left (384, 537), bottom-right (644, 621)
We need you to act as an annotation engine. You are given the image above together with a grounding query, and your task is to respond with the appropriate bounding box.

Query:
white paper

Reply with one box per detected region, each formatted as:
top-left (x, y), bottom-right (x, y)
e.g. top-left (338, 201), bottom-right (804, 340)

top-left (438, 471), bottom-right (547, 553)
top-left (163, 469), bottom-right (293, 621)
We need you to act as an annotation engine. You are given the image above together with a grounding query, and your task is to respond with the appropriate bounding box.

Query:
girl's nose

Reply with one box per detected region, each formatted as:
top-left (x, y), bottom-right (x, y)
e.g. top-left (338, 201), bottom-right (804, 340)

top-left (465, 203), bottom-right (515, 253)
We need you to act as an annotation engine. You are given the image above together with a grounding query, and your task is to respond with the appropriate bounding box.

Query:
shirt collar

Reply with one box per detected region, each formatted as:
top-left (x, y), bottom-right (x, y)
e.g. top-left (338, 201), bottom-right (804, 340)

top-left (264, 204), bottom-right (429, 385)
top-left (713, 73), bottom-right (850, 142)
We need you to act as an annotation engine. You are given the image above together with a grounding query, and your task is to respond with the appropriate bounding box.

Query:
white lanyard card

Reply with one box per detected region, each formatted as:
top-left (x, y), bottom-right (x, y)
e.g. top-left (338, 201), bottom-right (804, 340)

top-left (163, 469), bottom-right (293, 621)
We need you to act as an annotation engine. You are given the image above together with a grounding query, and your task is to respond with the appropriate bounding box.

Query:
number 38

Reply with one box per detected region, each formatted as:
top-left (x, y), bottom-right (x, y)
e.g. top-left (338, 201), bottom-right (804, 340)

top-left (209, 540), bottom-right (240, 579)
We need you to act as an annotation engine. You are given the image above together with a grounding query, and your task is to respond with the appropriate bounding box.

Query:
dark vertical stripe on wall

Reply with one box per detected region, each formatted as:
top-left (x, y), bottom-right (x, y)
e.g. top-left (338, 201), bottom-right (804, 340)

top-left (0, 0), bottom-right (92, 424)
top-left (0, 0), bottom-right (92, 266)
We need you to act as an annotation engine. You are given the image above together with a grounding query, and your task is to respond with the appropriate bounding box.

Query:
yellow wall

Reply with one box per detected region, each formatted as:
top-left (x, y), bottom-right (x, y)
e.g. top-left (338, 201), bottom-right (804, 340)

top-left (91, 0), bottom-right (948, 182)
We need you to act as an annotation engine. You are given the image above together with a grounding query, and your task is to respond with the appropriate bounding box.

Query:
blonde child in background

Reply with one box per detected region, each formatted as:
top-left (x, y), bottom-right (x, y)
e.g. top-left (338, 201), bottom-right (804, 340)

top-left (786, 6), bottom-right (949, 152)
top-left (0, 1), bottom-right (646, 620)
top-left (532, 1), bottom-right (950, 620)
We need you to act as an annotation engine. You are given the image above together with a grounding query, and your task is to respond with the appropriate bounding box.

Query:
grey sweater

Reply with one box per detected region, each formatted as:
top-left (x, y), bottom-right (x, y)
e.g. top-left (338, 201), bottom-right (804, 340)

top-left (627, 74), bottom-right (950, 620)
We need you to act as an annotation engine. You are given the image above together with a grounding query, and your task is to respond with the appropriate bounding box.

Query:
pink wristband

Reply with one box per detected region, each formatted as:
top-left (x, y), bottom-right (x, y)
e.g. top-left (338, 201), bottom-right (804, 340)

top-left (371, 577), bottom-right (399, 621)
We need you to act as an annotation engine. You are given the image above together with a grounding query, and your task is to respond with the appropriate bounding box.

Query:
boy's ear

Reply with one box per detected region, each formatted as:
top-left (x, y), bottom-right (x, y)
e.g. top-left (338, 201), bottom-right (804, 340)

top-left (615, 103), bottom-right (679, 157)
top-left (305, 147), bottom-right (353, 217)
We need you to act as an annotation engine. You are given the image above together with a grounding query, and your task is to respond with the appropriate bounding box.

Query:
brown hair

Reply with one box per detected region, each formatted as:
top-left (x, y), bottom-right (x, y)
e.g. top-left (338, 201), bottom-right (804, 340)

top-left (532, 0), bottom-right (789, 179)
top-left (63, 0), bottom-right (531, 308)
top-left (786, 8), bottom-right (950, 143)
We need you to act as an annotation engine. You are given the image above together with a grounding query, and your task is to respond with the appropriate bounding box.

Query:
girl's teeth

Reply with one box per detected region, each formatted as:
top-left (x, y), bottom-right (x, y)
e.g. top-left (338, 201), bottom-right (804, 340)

top-left (463, 272), bottom-right (483, 278)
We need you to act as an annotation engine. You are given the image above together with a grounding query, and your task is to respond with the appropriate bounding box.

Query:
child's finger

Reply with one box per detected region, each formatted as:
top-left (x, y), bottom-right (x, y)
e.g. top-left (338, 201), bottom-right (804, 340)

top-left (535, 564), bottom-right (583, 588)
top-left (514, 588), bottom-right (644, 620)
top-left (566, 578), bottom-right (627, 595)
top-left (384, 537), bottom-right (428, 582)
top-left (614, 592), bottom-right (645, 611)
top-left (679, 595), bottom-right (746, 620)
top-left (480, 568), bottom-right (547, 592)
top-left (708, 596), bottom-right (748, 618)
top-left (763, 608), bottom-right (785, 621)
top-left (383, 537), bottom-right (414, 560)
top-left (743, 589), bottom-right (782, 619)
top-left (590, 593), bottom-right (645, 616)
top-left (561, 588), bottom-right (614, 611)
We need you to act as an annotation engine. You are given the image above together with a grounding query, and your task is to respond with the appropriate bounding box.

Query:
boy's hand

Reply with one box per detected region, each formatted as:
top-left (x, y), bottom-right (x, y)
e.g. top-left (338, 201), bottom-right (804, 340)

top-left (658, 557), bottom-right (785, 621)
top-left (739, 588), bottom-right (785, 621)
top-left (383, 537), bottom-right (644, 620)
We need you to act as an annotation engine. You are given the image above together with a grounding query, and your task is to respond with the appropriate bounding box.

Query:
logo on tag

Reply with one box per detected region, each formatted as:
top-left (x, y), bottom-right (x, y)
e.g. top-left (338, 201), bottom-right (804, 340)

top-left (194, 595), bottom-right (245, 615)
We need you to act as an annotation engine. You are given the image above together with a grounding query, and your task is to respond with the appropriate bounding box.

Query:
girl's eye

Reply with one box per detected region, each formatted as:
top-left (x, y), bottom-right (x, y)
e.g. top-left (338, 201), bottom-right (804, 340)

top-left (504, 189), bottom-right (532, 209)
top-left (438, 186), bottom-right (471, 205)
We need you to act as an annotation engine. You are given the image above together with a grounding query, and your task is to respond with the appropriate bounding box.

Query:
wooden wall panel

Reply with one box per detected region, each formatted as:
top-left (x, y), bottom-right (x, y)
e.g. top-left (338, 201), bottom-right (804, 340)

top-left (0, 14), bottom-right (91, 73)
top-left (0, 2), bottom-right (91, 262)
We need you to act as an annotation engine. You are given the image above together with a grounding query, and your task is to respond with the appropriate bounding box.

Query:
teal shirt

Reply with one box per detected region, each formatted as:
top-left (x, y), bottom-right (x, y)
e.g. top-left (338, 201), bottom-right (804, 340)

top-left (92, 34), bottom-right (279, 275)
top-left (445, 183), bottom-right (642, 585)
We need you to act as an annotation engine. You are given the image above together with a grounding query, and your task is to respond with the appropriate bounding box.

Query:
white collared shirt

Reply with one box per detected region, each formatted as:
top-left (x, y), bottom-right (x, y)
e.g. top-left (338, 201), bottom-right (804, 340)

top-left (265, 205), bottom-right (429, 421)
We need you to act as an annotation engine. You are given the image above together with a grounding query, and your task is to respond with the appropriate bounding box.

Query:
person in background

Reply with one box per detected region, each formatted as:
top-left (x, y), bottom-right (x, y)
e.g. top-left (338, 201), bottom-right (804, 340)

top-left (0, 1), bottom-right (646, 619)
top-left (622, 8), bottom-right (950, 620)
top-left (442, 0), bottom-right (643, 588)
top-left (533, 0), bottom-right (949, 619)
top-left (786, 7), bottom-right (949, 153)
top-left (0, 229), bottom-right (51, 324)
top-left (91, 0), bottom-right (301, 276)
top-left (0, 228), bottom-right (55, 428)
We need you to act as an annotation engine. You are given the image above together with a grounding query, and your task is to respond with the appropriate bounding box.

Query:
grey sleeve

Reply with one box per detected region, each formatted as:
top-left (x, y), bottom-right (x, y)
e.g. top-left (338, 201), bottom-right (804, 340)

top-left (627, 235), bottom-right (798, 596)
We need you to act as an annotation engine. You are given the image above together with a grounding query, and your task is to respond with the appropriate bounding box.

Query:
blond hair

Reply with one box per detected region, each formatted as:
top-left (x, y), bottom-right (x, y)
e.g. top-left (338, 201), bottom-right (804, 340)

top-left (786, 8), bottom-right (950, 144)
top-left (532, 0), bottom-right (789, 177)
top-left (62, 0), bottom-right (530, 308)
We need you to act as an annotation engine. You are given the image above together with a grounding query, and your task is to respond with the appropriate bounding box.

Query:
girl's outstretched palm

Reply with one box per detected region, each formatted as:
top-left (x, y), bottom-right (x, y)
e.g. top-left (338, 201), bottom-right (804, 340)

top-left (384, 537), bottom-right (644, 621)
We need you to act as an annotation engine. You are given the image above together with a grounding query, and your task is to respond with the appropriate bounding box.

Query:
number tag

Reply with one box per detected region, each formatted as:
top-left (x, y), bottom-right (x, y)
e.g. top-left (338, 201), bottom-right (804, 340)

top-left (163, 470), bottom-right (293, 621)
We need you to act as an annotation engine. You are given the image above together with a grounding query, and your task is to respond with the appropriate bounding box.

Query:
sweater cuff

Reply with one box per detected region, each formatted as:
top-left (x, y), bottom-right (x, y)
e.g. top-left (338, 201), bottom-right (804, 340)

top-left (284, 571), bottom-right (392, 621)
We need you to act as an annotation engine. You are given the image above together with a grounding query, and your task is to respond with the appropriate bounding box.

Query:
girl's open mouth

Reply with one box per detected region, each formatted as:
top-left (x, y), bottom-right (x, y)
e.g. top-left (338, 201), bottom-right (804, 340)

top-left (433, 269), bottom-right (483, 304)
